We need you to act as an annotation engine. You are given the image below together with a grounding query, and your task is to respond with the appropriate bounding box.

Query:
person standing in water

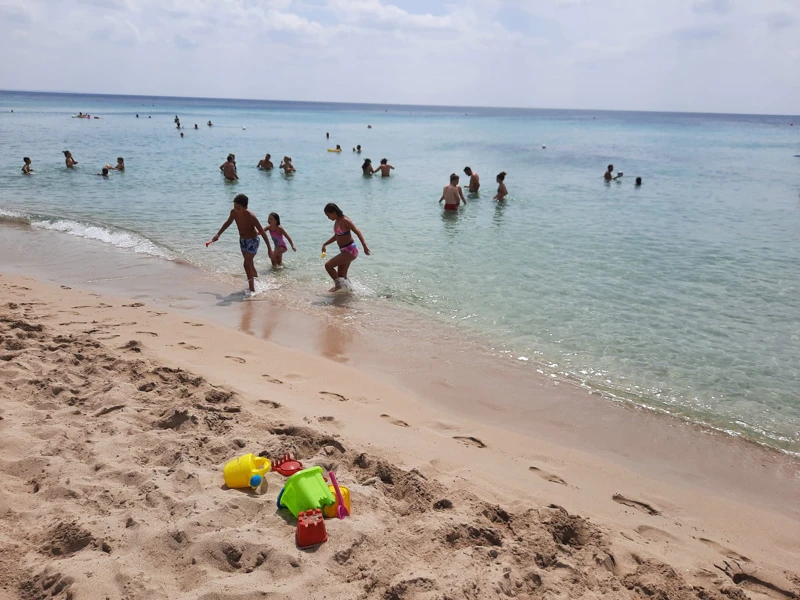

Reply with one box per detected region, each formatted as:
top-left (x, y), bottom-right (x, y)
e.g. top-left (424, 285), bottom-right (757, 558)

top-left (440, 173), bottom-right (466, 211)
top-left (463, 166), bottom-right (480, 193)
top-left (375, 158), bottom-right (394, 177)
top-left (22, 157), bottom-right (33, 174)
top-left (105, 157), bottom-right (124, 171)
top-left (361, 158), bottom-right (375, 175)
top-left (63, 151), bottom-right (78, 168)
top-left (266, 213), bottom-right (296, 267)
top-left (258, 153), bottom-right (274, 170)
top-left (220, 154), bottom-right (238, 181)
top-left (280, 156), bottom-right (296, 173)
top-left (494, 172), bottom-right (508, 202)
top-left (321, 203), bottom-right (371, 292)
top-left (210, 194), bottom-right (274, 294)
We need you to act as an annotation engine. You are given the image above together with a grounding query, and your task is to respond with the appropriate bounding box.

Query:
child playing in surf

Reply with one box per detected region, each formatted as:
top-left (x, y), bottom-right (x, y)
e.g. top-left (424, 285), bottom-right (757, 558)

top-left (267, 213), bottom-right (296, 267)
top-left (321, 203), bottom-right (371, 292)
top-left (211, 194), bottom-right (274, 293)
top-left (22, 157), bottom-right (33, 174)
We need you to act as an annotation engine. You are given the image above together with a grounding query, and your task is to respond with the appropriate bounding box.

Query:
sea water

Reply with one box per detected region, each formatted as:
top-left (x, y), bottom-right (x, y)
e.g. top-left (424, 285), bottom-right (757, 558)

top-left (1, 90), bottom-right (799, 453)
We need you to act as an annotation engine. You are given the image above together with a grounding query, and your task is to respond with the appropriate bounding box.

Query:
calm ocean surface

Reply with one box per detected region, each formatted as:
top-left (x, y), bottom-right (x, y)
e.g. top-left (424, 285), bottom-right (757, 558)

top-left (1, 90), bottom-right (799, 453)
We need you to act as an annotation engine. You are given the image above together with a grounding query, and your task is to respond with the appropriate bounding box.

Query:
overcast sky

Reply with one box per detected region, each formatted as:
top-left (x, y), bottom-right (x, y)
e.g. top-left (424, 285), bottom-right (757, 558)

top-left (0, 0), bottom-right (797, 114)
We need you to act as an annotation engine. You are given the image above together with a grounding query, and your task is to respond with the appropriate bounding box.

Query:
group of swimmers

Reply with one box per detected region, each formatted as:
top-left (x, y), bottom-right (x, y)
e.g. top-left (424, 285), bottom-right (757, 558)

top-left (604, 164), bottom-right (643, 186)
top-left (211, 194), bottom-right (369, 294)
top-left (20, 152), bottom-right (125, 177)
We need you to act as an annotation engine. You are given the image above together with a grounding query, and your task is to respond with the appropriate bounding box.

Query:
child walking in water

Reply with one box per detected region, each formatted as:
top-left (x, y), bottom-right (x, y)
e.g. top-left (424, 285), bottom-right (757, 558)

top-left (494, 171), bottom-right (508, 202)
top-left (267, 212), bottom-right (296, 267)
top-left (211, 194), bottom-right (274, 294)
top-left (321, 203), bottom-right (371, 292)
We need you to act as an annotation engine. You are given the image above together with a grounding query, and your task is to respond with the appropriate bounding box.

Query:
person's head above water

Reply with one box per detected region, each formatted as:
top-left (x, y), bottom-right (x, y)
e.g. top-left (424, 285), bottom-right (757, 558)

top-left (324, 202), bottom-right (344, 219)
top-left (265, 153), bottom-right (271, 159)
top-left (635, 177), bottom-right (642, 186)
top-left (380, 158), bottom-right (388, 165)
top-left (102, 167), bottom-right (109, 175)
top-left (227, 154), bottom-right (234, 162)
top-left (607, 164), bottom-right (614, 172)
top-left (117, 157), bottom-right (124, 165)
top-left (233, 193), bottom-right (249, 209)
top-left (450, 173), bottom-right (459, 183)
top-left (497, 171), bottom-right (506, 182)
top-left (268, 212), bottom-right (281, 226)
top-left (23, 157), bottom-right (31, 164)
top-left (336, 144), bottom-right (341, 150)
top-left (63, 150), bottom-right (72, 157)
top-left (362, 158), bottom-right (372, 167)
top-left (180, 132), bottom-right (184, 138)
top-left (463, 167), bottom-right (473, 176)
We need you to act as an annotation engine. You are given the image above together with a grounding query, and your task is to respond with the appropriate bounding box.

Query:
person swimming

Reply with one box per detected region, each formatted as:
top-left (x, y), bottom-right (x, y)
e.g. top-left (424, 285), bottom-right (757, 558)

top-left (375, 158), bottom-right (394, 177)
top-left (258, 153), bottom-right (274, 170)
top-left (97, 167), bottom-right (110, 177)
top-left (105, 157), bottom-right (124, 171)
top-left (280, 156), bottom-right (296, 173)
top-left (361, 158), bottom-right (375, 175)
top-left (22, 157), bottom-right (33, 175)
top-left (464, 166), bottom-right (480, 193)
top-left (207, 120), bottom-right (213, 127)
top-left (194, 124), bottom-right (198, 129)
top-left (63, 150), bottom-right (78, 168)
top-left (493, 171), bottom-right (508, 202)
top-left (635, 177), bottom-right (642, 187)
top-left (220, 154), bottom-right (237, 180)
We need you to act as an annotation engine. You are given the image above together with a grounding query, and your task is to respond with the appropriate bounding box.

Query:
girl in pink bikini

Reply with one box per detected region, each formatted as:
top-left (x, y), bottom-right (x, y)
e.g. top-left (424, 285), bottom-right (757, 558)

top-left (321, 203), bottom-right (371, 292)
top-left (267, 212), bottom-right (296, 267)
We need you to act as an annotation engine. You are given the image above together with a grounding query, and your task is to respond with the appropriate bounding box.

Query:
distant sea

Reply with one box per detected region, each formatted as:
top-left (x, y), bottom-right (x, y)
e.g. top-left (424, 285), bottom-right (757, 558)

top-left (1, 90), bottom-right (799, 453)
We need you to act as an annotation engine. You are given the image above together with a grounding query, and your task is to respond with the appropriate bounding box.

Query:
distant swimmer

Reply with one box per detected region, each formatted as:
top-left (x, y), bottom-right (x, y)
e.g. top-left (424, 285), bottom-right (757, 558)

top-left (97, 167), bottom-right (110, 177)
top-left (463, 166), bottom-right (480, 193)
top-left (220, 154), bottom-right (238, 181)
top-left (63, 150), bottom-right (78, 169)
top-left (267, 212), bottom-right (296, 267)
top-left (207, 120), bottom-right (213, 127)
top-left (176, 122), bottom-right (181, 129)
top-left (326, 132), bottom-right (330, 139)
top-left (440, 173), bottom-right (466, 211)
top-left (257, 153), bottom-right (274, 170)
top-left (494, 171), bottom-right (508, 202)
top-left (22, 157), bottom-right (33, 175)
top-left (356, 145), bottom-right (362, 153)
top-left (367, 125), bottom-right (372, 129)
top-left (321, 203), bottom-right (371, 293)
top-left (105, 157), bottom-right (124, 171)
top-left (361, 158), bottom-right (375, 175)
top-left (210, 193), bottom-right (274, 294)
top-left (174, 115), bottom-right (179, 124)
top-left (136, 114), bottom-right (139, 118)
top-left (336, 144), bottom-right (341, 151)
top-left (604, 164), bottom-right (623, 181)
top-left (280, 156), bottom-right (296, 173)
top-left (635, 177), bottom-right (642, 187)
top-left (194, 124), bottom-right (198, 130)
top-left (375, 158), bottom-right (394, 177)
top-left (180, 132), bottom-right (184, 138)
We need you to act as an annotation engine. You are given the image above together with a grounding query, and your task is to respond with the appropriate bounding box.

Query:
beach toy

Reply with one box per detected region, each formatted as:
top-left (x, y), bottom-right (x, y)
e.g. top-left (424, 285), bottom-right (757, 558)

top-left (296, 509), bottom-right (327, 549)
top-left (223, 453), bottom-right (271, 489)
top-left (277, 466), bottom-right (335, 518)
top-left (327, 148), bottom-right (342, 153)
top-left (322, 476), bottom-right (351, 519)
top-left (273, 454), bottom-right (304, 477)
top-left (328, 471), bottom-right (350, 520)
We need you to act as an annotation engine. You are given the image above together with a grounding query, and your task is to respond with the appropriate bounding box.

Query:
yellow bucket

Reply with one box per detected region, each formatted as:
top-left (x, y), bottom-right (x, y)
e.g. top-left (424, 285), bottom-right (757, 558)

top-left (323, 484), bottom-right (350, 518)
top-left (223, 453), bottom-right (271, 489)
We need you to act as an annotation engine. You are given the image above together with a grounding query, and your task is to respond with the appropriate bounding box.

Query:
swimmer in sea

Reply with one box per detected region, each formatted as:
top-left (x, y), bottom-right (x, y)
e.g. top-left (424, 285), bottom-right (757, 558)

top-left (207, 120), bottom-right (213, 127)
top-left (194, 124), bottom-right (198, 130)
top-left (336, 144), bottom-right (341, 151)
top-left (375, 158), bottom-right (394, 177)
top-left (635, 177), bottom-right (642, 187)
top-left (493, 171), bottom-right (508, 202)
top-left (321, 203), bottom-right (371, 292)
top-left (136, 114), bottom-right (139, 118)
top-left (280, 156), bottom-right (296, 173)
top-left (464, 166), bottom-right (480, 193)
top-left (440, 173), bottom-right (466, 211)
top-left (257, 153), bottom-right (274, 170)
top-left (180, 132), bottom-right (184, 138)
top-left (266, 212), bottom-right (296, 267)
top-left (604, 164), bottom-right (623, 181)
top-left (220, 154), bottom-right (238, 180)
top-left (210, 194), bottom-right (274, 294)
top-left (326, 132), bottom-right (330, 139)
top-left (105, 157), bottom-right (124, 171)
top-left (63, 151), bottom-right (78, 169)
top-left (22, 157), bottom-right (33, 174)
top-left (174, 115), bottom-right (179, 123)
top-left (97, 167), bottom-right (110, 177)
top-left (361, 158), bottom-right (375, 175)
top-left (356, 145), bottom-right (362, 153)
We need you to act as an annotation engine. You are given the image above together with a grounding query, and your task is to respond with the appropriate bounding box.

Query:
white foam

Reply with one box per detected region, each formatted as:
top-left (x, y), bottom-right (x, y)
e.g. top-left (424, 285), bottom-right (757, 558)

top-left (31, 219), bottom-right (174, 260)
top-left (0, 207), bottom-right (29, 223)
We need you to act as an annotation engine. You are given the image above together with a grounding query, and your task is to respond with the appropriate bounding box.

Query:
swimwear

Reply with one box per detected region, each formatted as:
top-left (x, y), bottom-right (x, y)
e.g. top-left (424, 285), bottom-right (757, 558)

top-left (444, 204), bottom-right (458, 211)
top-left (270, 233), bottom-right (287, 249)
top-left (239, 237), bottom-right (260, 255)
top-left (339, 242), bottom-right (359, 258)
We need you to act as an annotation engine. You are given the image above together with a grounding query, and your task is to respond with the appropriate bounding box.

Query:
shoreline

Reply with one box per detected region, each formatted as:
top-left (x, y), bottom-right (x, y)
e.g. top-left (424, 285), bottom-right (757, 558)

top-left (1, 222), bottom-right (799, 514)
top-left (1, 273), bottom-right (799, 598)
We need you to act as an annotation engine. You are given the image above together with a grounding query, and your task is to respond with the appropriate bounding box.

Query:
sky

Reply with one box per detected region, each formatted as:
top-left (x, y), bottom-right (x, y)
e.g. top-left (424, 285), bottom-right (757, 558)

top-left (0, 0), bottom-right (798, 114)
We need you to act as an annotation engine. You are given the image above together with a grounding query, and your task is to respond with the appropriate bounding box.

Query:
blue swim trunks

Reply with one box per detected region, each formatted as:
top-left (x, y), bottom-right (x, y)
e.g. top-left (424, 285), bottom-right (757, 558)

top-left (239, 237), bottom-right (260, 255)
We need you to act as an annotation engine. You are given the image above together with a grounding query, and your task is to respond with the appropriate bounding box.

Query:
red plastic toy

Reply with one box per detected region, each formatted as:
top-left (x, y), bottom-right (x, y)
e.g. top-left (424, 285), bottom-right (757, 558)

top-left (273, 454), bottom-right (303, 477)
top-left (296, 509), bottom-right (327, 548)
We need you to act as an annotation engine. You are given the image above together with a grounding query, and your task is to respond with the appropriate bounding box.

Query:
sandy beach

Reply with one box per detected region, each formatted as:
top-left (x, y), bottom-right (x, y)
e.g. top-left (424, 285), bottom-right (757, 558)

top-left (1, 271), bottom-right (799, 600)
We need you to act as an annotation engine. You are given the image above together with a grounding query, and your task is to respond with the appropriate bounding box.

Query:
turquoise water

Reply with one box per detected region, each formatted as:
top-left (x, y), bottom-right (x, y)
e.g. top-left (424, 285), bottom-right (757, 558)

top-left (1, 90), bottom-right (799, 453)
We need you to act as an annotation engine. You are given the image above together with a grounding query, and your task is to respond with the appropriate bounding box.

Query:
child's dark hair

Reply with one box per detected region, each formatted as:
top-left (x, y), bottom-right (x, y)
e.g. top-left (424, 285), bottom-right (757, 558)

top-left (269, 212), bottom-right (281, 225)
top-left (233, 193), bottom-right (249, 208)
top-left (227, 154), bottom-right (235, 162)
top-left (450, 173), bottom-right (459, 182)
top-left (463, 166), bottom-right (472, 175)
top-left (324, 203), bottom-right (344, 218)
top-left (607, 164), bottom-right (613, 170)
top-left (497, 171), bottom-right (506, 181)
top-left (380, 158), bottom-right (388, 164)
top-left (117, 157), bottom-right (124, 163)
top-left (102, 167), bottom-right (109, 175)
top-left (23, 157), bottom-right (30, 162)
top-left (362, 158), bottom-right (371, 168)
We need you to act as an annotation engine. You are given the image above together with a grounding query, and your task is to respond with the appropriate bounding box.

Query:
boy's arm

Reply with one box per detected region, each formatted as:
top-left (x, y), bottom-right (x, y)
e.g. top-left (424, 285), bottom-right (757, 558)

top-left (459, 186), bottom-right (466, 204)
top-left (280, 226), bottom-right (296, 250)
top-left (212, 211), bottom-right (234, 242)
top-left (439, 187), bottom-right (445, 203)
top-left (252, 215), bottom-right (274, 256)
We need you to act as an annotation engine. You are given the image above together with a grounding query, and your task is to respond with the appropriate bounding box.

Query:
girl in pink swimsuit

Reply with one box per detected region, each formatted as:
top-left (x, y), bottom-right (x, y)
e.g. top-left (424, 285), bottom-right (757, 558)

top-left (267, 212), bottom-right (296, 267)
top-left (321, 203), bottom-right (371, 292)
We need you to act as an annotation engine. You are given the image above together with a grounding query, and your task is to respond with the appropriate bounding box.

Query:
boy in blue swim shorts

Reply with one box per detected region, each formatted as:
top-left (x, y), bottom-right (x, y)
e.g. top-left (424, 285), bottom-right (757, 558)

top-left (212, 194), bottom-right (274, 293)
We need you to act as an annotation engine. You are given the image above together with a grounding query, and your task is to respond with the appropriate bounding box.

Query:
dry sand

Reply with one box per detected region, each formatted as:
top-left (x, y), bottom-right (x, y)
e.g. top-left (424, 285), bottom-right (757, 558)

top-left (0, 272), bottom-right (798, 600)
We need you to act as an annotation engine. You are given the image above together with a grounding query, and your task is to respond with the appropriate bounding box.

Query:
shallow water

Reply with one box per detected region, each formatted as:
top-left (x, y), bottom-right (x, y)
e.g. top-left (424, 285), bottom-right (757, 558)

top-left (1, 90), bottom-right (799, 452)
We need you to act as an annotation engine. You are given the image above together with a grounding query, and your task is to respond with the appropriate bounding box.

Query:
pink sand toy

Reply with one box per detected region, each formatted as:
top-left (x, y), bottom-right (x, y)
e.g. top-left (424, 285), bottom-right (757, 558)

top-left (328, 471), bottom-right (350, 520)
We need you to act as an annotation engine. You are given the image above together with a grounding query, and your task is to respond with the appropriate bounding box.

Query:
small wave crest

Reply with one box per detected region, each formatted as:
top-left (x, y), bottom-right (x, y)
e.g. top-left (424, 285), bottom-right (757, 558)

top-left (0, 207), bottom-right (30, 224)
top-left (30, 219), bottom-right (174, 260)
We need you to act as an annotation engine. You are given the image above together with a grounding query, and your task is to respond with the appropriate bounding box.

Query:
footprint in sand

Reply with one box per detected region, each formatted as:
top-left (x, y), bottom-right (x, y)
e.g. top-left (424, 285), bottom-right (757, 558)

top-left (262, 374), bottom-right (284, 385)
top-left (136, 331), bottom-right (159, 337)
top-left (699, 538), bottom-right (750, 562)
top-left (453, 436), bottom-right (486, 449)
top-left (320, 391), bottom-right (347, 402)
top-left (318, 416), bottom-right (336, 423)
top-left (122, 302), bottom-right (145, 308)
top-left (183, 321), bottom-right (204, 326)
top-left (258, 399), bottom-right (282, 408)
top-left (60, 286), bottom-right (72, 290)
top-left (381, 414), bottom-right (409, 427)
top-left (636, 525), bottom-right (679, 543)
top-left (225, 356), bottom-right (246, 364)
top-left (715, 560), bottom-right (797, 599)
top-left (529, 466), bottom-right (567, 486)
top-left (612, 494), bottom-right (661, 516)
top-left (178, 342), bottom-right (201, 350)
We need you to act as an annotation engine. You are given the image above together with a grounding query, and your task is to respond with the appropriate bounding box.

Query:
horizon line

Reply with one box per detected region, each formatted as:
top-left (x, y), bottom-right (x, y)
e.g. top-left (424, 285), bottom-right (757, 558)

top-left (1, 88), bottom-right (797, 119)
